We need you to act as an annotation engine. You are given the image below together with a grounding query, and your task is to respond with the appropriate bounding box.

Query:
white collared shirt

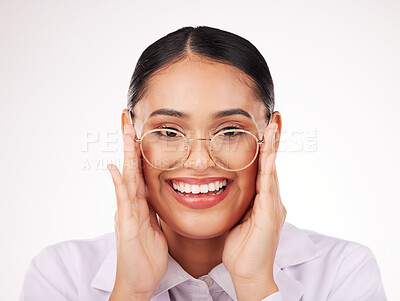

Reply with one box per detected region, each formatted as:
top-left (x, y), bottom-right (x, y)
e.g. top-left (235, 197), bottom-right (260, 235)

top-left (19, 222), bottom-right (387, 301)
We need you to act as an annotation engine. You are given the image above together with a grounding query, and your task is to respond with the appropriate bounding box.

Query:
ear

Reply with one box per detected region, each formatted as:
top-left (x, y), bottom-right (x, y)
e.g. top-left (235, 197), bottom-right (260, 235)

top-left (121, 108), bottom-right (133, 137)
top-left (269, 111), bottom-right (282, 152)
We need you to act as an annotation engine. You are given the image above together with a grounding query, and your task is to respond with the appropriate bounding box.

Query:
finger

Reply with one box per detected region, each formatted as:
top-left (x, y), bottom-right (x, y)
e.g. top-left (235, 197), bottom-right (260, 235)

top-left (266, 155), bottom-right (285, 232)
top-left (256, 149), bottom-right (276, 195)
top-left (258, 124), bottom-right (277, 180)
top-left (260, 123), bottom-right (278, 154)
top-left (255, 123), bottom-right (285, 230)
top-left (272, 159), bottom-right (287, 225)
top-left (124, 123), bottom-right (147, 200)
top-left (256, 121), bottom-right (277, 185)
top-left (114, 210), bottom-right (119, 231)
top-left (122, 123), bottom-right (141, 200)
top-left (135, 154), bottom-right (146, 200)
top-left (107, 163), bottom-right (133, 223)
top-left (114, 210), bottom-right (120, 238)
top-left (257, 152), bottom-right (277, 212)
top-left (114, 210), bottom-right (120, 248)
top-left (147, 202), bottom-right (162, 233)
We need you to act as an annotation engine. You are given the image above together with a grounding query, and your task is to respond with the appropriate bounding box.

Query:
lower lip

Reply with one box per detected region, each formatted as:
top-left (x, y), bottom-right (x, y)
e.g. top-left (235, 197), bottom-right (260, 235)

top-left (166, 181), bottom-right (231, 210)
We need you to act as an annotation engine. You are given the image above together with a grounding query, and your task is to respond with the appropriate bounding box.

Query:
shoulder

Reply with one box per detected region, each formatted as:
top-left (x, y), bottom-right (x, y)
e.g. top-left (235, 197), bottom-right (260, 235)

top-left (279, 222), bottom-right (377, 265)
top-left (20, 232), bottom-right (115, 301)
top-left (32, 232), bottom-right (115, 271)
top-left (280, 223), bottom-right (387, 300)
top-left (287, 222), bottom-right (380, 273)
top-left (302, 225), bottom-right (376, 261)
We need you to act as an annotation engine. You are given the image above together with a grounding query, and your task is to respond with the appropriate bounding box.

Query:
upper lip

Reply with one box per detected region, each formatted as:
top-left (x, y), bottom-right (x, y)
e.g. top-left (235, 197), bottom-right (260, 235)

top-left (166, 177), bottom-right (231, 185)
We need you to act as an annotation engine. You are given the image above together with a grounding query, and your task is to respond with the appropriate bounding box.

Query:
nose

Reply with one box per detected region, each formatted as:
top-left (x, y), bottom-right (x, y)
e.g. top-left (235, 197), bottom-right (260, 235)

top-left (183, 137), bottom-right (215, 171)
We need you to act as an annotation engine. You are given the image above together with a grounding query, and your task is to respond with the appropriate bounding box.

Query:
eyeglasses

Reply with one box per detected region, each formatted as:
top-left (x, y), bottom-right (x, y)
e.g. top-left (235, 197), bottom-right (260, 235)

top-left (129, 111), bottom-right (271, 171)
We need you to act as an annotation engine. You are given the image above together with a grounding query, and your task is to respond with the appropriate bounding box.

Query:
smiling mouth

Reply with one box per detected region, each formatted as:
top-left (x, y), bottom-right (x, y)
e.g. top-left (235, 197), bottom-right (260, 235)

top-left (167, 179), bottom-right (228, 197)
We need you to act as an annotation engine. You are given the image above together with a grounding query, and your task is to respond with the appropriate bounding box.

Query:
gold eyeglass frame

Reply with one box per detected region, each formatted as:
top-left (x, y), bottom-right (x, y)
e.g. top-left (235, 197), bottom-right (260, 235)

top-left (129, 110), bottom-right (271, 172)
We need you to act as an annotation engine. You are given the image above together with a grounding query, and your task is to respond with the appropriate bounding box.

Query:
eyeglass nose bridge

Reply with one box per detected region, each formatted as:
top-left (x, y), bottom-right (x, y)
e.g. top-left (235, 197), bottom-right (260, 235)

top-left (187, 138), bottom-right (212, 141)
top-left (178, 136), bottom-right (215, 170)
top-left (186, 137), bottom-right (212, 147)
top-left (183, 137), bottom-right (213, 156)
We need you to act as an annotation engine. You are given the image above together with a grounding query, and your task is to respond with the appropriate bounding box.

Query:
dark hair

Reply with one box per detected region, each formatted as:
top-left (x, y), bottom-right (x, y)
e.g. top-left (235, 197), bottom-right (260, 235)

top-left (127, 25), bottom-right (274, 122)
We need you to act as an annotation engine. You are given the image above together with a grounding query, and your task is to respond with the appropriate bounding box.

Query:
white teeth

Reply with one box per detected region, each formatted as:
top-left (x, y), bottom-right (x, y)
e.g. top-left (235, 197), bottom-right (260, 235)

top-left (191, 185), bottom-right (200, 194)
top-left (208, 182), bottom-right (216, 191)
top-left (200, 184), bottom-right (208, 193)
top-left (171, 179), bottom-right (228, 194)
top-left (179, 182), bottom-right (185, 193)
top-left (184, 183), bottom-right (191, 193)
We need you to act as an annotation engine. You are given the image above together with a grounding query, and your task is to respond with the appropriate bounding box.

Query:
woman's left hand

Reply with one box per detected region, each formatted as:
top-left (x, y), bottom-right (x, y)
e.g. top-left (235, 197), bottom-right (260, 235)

top-left (222, 122), bottom-right (286, 301)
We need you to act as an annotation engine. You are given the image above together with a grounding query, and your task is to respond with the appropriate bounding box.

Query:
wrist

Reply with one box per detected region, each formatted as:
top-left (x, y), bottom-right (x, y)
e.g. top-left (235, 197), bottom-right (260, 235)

top-left (233, 278), bottom-right (278, 301)
top-left (109, 289), bottom-right (151, 301)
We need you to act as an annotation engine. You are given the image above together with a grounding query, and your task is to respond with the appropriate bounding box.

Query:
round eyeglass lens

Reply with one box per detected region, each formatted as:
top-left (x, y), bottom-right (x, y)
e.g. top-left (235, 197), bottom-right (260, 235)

top-left (210, 129), bottom-right (259, 171)
top-left (140, 129), bottom-right (188, 170)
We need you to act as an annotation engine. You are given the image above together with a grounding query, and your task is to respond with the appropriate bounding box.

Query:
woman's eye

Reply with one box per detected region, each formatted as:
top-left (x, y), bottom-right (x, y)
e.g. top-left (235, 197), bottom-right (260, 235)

top-left (217, 126), bottom-right (242, 136)
top-left (218, 126), bottom-right (238, 132)
top-left (155, 127), bottom-right (183, 138)
top-left (161, 130), bottom-right (178, 137)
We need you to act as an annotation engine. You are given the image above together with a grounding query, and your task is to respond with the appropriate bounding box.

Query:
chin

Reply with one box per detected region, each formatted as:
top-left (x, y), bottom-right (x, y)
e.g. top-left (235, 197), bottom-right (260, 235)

top-left (173, 220), bottom-right (233, 239)
top-left (166, 211), bottom-right (239, 239)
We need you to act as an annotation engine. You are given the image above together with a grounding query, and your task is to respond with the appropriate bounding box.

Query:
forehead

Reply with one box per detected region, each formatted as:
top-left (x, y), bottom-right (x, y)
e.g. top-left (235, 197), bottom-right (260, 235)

top-left (133, 57), bottom-right (267, 123)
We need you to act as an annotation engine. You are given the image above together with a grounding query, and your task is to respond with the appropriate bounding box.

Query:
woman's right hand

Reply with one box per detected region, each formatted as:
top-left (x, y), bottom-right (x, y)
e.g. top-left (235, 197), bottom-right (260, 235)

top-left (107, 123), bottom-right (169, 301)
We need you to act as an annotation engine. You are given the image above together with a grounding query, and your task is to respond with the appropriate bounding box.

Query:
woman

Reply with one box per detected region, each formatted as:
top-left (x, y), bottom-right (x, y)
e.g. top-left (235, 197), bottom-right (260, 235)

top-left (20, 26), bottom-right (387, 301)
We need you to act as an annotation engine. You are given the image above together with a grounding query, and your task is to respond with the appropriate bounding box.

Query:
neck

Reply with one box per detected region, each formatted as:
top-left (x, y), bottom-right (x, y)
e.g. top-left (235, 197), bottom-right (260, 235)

top-left (160, 219), bottom-right (228, 278)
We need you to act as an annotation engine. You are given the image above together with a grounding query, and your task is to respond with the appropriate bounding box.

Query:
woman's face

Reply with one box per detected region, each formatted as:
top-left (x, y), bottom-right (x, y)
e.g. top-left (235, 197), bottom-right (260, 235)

top-left (131, 57), bottom-right (269, 239)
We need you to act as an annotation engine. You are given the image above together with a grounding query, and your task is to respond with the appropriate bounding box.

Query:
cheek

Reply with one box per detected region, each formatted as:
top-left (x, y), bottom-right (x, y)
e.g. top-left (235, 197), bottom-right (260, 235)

top-left (236, 162), bottom-right (258, 205)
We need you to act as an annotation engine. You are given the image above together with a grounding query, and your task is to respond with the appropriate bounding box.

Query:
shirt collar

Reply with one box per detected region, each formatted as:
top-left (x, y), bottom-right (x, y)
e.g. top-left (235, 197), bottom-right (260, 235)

top-left (151, 255), bottom-right (238, 300)
top-left (91, 222), bottom-right (321, 301)
top-left (151, 253), bottom-right (192, 297)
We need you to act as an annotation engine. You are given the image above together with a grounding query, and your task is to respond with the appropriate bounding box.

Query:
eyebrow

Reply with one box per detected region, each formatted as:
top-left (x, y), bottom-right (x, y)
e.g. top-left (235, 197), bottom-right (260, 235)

top-left (211, 108), bottom-right (252, 120)
top-left (148, 108), bottom-right (190, 119)
top-left (148, 107), bottom-right (252, 120)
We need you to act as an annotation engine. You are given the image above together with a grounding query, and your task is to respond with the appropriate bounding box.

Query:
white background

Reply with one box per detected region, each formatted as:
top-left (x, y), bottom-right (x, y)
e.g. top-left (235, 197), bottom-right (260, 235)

top-left (1, 0), bottom-right (399, 299)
